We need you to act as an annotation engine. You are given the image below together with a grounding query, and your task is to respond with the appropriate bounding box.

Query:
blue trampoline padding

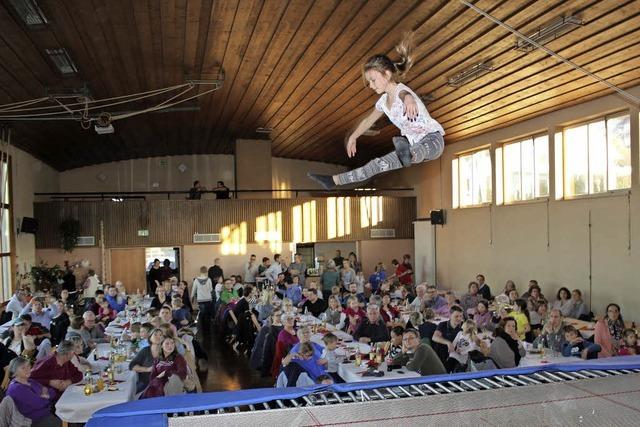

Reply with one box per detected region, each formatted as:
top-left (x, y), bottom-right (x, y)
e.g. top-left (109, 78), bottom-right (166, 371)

top-left (87, 355), bottom-right (640, 427)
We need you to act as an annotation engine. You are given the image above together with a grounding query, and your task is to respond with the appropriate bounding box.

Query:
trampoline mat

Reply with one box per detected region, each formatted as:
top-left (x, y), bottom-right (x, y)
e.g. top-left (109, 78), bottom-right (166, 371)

top-left (168, 373), bottom-right (640, 426)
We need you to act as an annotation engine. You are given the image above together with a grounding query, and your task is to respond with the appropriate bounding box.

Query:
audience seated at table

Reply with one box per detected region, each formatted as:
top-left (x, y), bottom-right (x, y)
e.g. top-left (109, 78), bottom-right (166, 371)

top-left (353, 305), bottom-right (390, 344)
top-left (49, 301), bottom-right (70, 346)
top-left (68, 335), bottom-right (92, 372)
top-left (141, 337), bottom-right (188, 399)
top-left (130, 327), bottom-right (165, 393)
top-left (391, 329), bottom-right (446, 376)
top-left (569, 289), bottom-right (590, 320)
top-left (300, 287), bottom-right (328, 318)
top-left (431, 305), bottom-right (464, 363)
top-left (618, 329), bottom-right (639, 356)
top-left (551, 287), bottom-right (573, 318)
top-left (19, 298), bottom-right (54, 330)
top-left (29, 340), bottom-right (82, 400)
top-left (489, 318), bottom-right (526, 369)
top-left (6, 356), bottom-right (61, 426)
top-left (562, 325), bottom-right (600, 359)
top-left (279, 342), bottom-right (330, 387)
top-left (250, 309), bottom-right (283, 377)
top-left (595, 303), bottom-right (625, 358)
top-left (532, 309), bottom-right (565, 352)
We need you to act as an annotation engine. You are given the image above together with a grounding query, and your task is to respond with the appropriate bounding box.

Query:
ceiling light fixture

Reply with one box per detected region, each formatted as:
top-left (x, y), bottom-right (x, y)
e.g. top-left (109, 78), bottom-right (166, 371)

top-left (447, 62), bottom-right (494, 88)
top-left (45, 48), bottom-right (78, 75)
top-left (515, 16), bottom-right (583, 53)
top-left (9, 0), bottom-right (48, 26)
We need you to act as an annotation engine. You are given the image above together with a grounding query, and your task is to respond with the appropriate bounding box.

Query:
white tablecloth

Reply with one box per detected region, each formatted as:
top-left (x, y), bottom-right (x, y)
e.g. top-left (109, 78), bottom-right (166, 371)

top-left (55, 370), bottom-right (137, 423)
top-left (338, 361), bottom-right (421, 383)
top-left (518, 343), bottom-right (583, 367)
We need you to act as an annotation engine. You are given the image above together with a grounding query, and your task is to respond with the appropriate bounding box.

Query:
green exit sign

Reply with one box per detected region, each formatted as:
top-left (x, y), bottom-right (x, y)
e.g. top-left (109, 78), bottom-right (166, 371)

top-left (138, 229), bottom-right (149, 237)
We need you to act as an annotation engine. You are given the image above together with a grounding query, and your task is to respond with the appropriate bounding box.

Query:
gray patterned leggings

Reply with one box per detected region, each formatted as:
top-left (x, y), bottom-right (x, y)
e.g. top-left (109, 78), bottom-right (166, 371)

top-left (335, 132), bottom-right (444, 185)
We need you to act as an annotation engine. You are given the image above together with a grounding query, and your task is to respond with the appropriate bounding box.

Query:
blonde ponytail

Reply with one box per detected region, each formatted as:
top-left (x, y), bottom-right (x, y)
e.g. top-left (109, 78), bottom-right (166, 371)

top-left (393, 32), bottom-right (414, 79)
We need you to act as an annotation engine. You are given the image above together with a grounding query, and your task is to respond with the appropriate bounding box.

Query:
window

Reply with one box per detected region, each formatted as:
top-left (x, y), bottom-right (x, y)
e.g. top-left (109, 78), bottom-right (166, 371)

top-left (496, 135), bottom-right (549, 204)
top-left (452, 148), bottom-right (492, 208)
top-left (0, 153), bottom-right (12, 301)
top-left (562, 114), bottom-right (630, 197)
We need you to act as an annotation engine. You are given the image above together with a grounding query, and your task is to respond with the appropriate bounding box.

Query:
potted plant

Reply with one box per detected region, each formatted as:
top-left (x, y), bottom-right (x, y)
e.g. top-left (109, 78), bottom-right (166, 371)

top-left (59, 218), bottom-right (81, 252)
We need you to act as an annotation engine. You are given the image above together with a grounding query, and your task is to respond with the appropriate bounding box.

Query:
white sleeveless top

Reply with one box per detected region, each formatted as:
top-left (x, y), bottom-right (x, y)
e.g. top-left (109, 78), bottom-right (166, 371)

top-left (375, 83), bottom-right (445, 145)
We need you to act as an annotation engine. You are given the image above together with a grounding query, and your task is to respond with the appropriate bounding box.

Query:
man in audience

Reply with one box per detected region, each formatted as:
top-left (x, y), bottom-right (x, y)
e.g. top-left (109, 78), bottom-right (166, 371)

top-left (397, 254), bottom-right (413, 286)
top-left (345, 282), bottom-right (366, 306)
top-left (188, 180), bottom-right (205, 200)
top-left (533, 308), bottom-right (565, 352)
top-left (30, 340), bottom-right (82, 399)
top-left (392, 328), bottom-right (446, 376)
top-left (208, 258), bottom-right (224, 285)
top-left (431, 305), bottom-right (464, 363)
top-left (289, 253), bottom-right (307, 286)
top-left (105, 286), bottom-right (127, 312)
top-left (213, 181), bottom-right (230, 199)
top-left (332, 250), bottom-right (344, 270)
top-left (353, 305), bottom-right (390, 344)
top-left (278, 277), bottom-right (302, 306)
top-left (409, 284), bottom-right (427, 312)
top-left (300, 287), bottom-right (327, 318)
top-left (6, 289), bottom-right (26, 319)
top-left (265, 254), bottom-right (283, 284)
top-left (477, 274), bottom-right (491, 300)
top-left (244, 254), bottom-right (258, 285)
top-left (19, 298), bottom-right (54, 329)
top-left (257, 257), bottom-right (271, 277)
top-left (423, 285), bottom-right (447, 313)
top-left (82, 311), bottom-right (107, 347)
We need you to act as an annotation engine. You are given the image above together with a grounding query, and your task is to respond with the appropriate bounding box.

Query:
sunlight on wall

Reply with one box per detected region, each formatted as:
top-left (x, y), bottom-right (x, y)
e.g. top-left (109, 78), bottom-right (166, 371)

top-left (359, 196), bottom-right (384, 228)
top-left (292, 201), bottom-right (317, 243)
top-left (255, 211), bottom-right (282, 252)
top-left (327, 197), bottom-right (351, 239)
top-left (221, 222), bottom-right (247, 255)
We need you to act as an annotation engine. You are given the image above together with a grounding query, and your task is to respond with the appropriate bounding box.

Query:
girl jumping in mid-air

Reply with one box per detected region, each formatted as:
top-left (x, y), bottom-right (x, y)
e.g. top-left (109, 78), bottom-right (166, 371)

top-left (308, 33), bottom-right (445, 189)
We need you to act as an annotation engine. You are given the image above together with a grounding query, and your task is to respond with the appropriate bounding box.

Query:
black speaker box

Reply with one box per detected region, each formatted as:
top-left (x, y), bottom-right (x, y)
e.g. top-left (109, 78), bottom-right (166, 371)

top-left (430, 209), bottom-right (445, 225)
top-left (21, 217), bottom-right (38, 234)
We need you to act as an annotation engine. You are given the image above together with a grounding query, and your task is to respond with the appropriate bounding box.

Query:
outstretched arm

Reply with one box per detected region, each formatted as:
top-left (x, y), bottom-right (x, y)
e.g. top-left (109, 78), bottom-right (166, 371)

top-left (346, 108), bottom-right (384, 158)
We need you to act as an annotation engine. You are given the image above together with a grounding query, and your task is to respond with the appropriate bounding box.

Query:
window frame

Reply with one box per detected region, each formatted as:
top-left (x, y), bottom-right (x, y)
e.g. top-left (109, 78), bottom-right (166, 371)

top-left (0, 152), bottom-right (14, 302)
top-left (496, 133), bottom-right (551, 206)
top-left (452, 146), bottom-right (493, 209)
top-left (561, 111), bottom-right (631, 200)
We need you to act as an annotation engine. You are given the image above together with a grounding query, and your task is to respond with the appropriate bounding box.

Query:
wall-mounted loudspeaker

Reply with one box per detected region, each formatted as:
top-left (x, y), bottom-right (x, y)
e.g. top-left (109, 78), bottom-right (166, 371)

top-left (21, 217), bottom-right (38, 234)
top-left (430, 209), bottom-right (445, 225)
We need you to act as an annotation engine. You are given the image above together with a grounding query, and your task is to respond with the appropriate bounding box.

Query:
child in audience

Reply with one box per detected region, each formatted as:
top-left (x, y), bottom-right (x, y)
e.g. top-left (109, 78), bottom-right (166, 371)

top-left (98, 300), bottom-right (117, 324)
top-left (388, 326), bottom-right (404, 359)
top-left (473, 300), bottom-right (493, 331)
top-left (220, 279), bottom-right (237, 305)
top-left (138, 322), bottom-right (153, 349)
top-left (562, 325), bottom-right (601, 359)
top-left (511, 299), bottom-right (531, 341)
top-left (618, 329), bottom-right (640, 356)
top-left (125, 322), bottom-right (142, 343)
top-left (171, 296), bottom-right (191, 328)
top-left (343, 296), bottom-right (366, 335)
top-left (447, 319), bottom-right (488, 372)
top-left (321, 333), bottom-right (342, 382)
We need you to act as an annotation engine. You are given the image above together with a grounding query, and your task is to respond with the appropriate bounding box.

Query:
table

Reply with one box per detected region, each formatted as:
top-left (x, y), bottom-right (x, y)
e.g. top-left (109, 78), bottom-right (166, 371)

top-left (518, 342), bottom-right (582, 368)
top-left (338, 360), bottom-right (421, 383)
top-left (55, 369), bottom-right (137, 423)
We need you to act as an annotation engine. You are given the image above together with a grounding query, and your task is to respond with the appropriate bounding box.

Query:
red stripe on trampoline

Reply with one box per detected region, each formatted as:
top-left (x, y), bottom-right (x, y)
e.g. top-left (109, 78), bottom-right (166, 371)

top-left (300, 388), bottom-right (640, 426)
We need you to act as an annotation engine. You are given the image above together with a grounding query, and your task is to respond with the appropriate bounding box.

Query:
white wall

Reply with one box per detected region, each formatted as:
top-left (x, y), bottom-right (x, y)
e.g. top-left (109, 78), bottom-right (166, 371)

top-left (11, 147), bottom-right (59, 276)
top-left (379, 85), bottom-right (640, 319)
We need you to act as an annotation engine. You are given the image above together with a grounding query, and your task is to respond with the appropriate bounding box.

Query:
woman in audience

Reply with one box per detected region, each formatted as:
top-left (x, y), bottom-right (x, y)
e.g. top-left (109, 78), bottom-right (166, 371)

top-left (130, 328), bottom-right (165, 393)
top-left (320, 260), bottom-right (340, 300)
top-left (340, 260), bottom-right (357, 290)
top-left (525, 283), bottom-right (546, 313)
top-left (569, 289), bottom-right (590, 320)
top-left (250, 309), bottom-right (282, 376)
top-left (511, 299), bottom-right (531, 341)
top-left (2, 319), bottom-right (36, 360)
top-left (141, 337), bottom-right (188, 399)
top-left (6, 356), bottom-right (61, 426)
top-left (379, 292), bottom-right (400, 327)
top-left (460, 282), bottom-right (481, 317)
top-left (507, 289), bottom-right (519, 305)
top-left (177, 280), bottom-right (192, 312)
top-left (150, 287), bottom-right (169, 311)
top-left (489, 317), bottom-right (525, 369)
top-left (551, 287), bottom-right (573, 317)
top-left (618, 329), bottom-right (639, 356)
top-left (98, 300), bottom-right (117, 325)
top-left (348, 252), bottom-right (362, 273)
top-left (281, 297), bottom-right (297, 317)
top-left (529, 301), bottom-right (549, 336)
top-left (68, 336), bottom-right (92, 372)
top-left (418, 308), bottom-right (438, 344)
top-left (388, 326), bottom-right (404, 359)
top-left (595, 303), bottom-right (625, 358)
top-left (473, 300), bottom-right (493, 331)
top-left (255, 288), bottom-right (275, 323)
top-left (503, 280), bottom-right (517, 296)
top-left (49, 301), bottom-right (70, 346)
top-left (322, 295), bottom-right (346, 331)
top-left (271, 313), bottom-right (299, 377)
top-left (343, 296), bottom-right (366, 335)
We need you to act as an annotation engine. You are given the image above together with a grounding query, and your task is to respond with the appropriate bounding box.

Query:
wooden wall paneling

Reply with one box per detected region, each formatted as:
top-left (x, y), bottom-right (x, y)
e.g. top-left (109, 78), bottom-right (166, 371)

top-left (110, 247), bottom-right (146, 293)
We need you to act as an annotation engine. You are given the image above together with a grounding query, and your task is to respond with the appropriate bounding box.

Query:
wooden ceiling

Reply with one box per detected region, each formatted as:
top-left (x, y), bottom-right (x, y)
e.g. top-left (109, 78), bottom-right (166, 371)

top-left (0, 0), bottom-right (638, 171)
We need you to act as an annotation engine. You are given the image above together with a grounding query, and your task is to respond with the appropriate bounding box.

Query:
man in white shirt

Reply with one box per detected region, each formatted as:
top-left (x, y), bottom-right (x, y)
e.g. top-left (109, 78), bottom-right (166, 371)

top-left (409, 283), bottom-right (428, 312)
top-left (6, 290), bottom-right (26, 320)
top-left (243, 254), bottom-right (258, 284)
top-left (264, 254), bottom-right (283, 284)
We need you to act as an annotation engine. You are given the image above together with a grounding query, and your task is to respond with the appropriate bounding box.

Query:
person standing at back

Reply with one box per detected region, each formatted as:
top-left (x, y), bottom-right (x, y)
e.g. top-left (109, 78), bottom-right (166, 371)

top-left (244, 254), bottom-right (258, 285)
top-left (288, 253), bottom-right (307, 286)
top-left (476, 274), bottom-right (491, 301)
top-left (192, 266), bottom-right (214, 333)
top-left (332, 250), bottom-right (344, 270)
top-left (208, 258), bottom-right (224, 285)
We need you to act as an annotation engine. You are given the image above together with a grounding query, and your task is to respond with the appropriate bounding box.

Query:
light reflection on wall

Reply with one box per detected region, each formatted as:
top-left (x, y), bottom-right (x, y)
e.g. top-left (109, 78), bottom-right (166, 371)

top-left (327, 197), bottom-right (351, 239)
top-left (221, 222), bottom-right (247, 255)
top-left (255, 211), bottom-right (282, 252)
top-left (359, 196), bottom-right (384, 228)
top-left (292, 201), bottom-right (317, 243)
